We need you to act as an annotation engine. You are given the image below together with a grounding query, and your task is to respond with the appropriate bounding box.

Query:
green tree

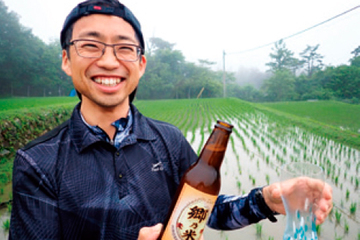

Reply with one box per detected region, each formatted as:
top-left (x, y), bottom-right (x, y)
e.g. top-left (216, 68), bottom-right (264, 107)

top-left (138, 37), bottom-right (224, 100)
top-left (349, 46), bottom-right (360, 68)
top-left (41, 40), bottom-right (73, 96)
top-left (317, 65), bottom-right (360, 100)
top-left (350, 56), bottom-right (360, 68)
top-left (265, 40), bottom-right (300, 73)
top-left (146, 37), bottom-right (175, 56)
top-left (0, 0), bottom-right (26, 97)
top-left (294, 75), bottom-right (314, 100)
top-left (300, 44), bottom-right (324, 77)
top-left (176, 62), bottom-right (223, 99)
top-left (227, 84), bottom-right (264, 102)
top-left (262, 69), bottom-right (297, 101)
top-left (0, 0), bottom-right (72, 98)
top-left (351, 45), bottom-right (360, 58)
top-left (139, 38), bottom-right (186, 99)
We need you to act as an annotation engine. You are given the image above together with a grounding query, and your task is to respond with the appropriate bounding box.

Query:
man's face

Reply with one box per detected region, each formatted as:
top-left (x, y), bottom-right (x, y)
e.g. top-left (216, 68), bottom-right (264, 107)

top-left (62, 14), bottom-right (146, 110)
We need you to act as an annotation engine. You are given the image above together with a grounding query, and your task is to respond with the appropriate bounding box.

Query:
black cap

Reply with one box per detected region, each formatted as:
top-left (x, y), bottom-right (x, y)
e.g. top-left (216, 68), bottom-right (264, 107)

top-left (60, 0), bottom-right (144, 53)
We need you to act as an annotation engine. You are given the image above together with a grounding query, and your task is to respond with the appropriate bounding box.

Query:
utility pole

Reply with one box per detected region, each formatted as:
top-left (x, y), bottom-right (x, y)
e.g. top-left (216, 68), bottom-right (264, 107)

top-left (222, 50), bottom-right (226, 98)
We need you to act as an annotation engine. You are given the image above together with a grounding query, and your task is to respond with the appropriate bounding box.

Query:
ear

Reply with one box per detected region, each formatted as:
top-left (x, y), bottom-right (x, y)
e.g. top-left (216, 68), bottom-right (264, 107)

top-left (138, 55), bottom-right (147, 78)
top-left (61, 49), bottom-right (72, 77)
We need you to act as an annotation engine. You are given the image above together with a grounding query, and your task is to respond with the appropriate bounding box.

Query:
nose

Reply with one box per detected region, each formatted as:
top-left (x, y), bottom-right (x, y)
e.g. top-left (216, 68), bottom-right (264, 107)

top-left (96, 46), bottom-right (120, 69)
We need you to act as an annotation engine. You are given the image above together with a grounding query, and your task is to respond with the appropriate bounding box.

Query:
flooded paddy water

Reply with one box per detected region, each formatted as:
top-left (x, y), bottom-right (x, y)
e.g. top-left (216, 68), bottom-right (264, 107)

top-left (0, 208), bottom-right (9, 240)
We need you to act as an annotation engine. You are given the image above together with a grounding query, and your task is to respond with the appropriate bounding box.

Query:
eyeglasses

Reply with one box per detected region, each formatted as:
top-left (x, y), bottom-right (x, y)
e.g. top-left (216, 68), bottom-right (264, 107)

top-left (68, 39), bottom-right (143, 62)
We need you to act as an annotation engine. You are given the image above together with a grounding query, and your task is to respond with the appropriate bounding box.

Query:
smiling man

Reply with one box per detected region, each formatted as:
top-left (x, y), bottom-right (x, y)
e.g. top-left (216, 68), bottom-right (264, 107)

top-left (62, 12), bottom-right (146, 138)
top-left (9, 1), bottom-right (333, 240)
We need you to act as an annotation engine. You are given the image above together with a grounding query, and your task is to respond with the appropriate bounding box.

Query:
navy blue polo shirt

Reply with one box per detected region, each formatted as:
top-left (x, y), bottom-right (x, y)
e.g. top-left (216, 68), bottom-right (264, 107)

top-left (10, 103), bottom-right (197, 239)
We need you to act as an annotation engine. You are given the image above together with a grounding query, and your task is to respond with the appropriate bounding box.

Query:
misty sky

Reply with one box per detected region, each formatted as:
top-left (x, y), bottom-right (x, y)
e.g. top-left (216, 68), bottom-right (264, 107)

top-left (3, 0), bottom-right (360, 72)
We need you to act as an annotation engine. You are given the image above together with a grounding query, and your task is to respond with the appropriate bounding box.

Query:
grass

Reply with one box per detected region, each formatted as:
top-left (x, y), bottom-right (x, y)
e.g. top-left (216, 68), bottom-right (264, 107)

top-left (260, 100), bottom-right (360, 134)
top-left (254, 101), bottom-right (360, 151)
top-left (0, 97), bottom-right (79, 112)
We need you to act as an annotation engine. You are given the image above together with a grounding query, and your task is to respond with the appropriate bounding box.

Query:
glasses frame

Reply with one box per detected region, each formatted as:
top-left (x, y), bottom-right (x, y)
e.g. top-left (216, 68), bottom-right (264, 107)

top-left (68, 39), bottom-right (143, 62)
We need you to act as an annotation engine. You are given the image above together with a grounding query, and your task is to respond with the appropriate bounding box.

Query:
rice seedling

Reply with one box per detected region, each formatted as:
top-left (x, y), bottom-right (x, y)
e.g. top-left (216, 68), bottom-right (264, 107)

top-left (350, 202), bottom-right (357, 214)
top-left (236, 180), bottom-right (241, 191)
top-left (335, 234), bottom-right (343, 240)
top-left (7, 202), bottom-right (12, 213)
top-left (335, 176), bottom-right (339, 186)
top-left (316, 224), bottom-right (321, 235)
top-left (335, 209), bottom-right (342, 224)
top-left (1, 220), bottom-right (10, 231)
top-left (344, 219), bottom-right (349, 234)
top-left (255, 223), bottom-right (262, 237)
top-left (266, 174), bottom-right (270, 185)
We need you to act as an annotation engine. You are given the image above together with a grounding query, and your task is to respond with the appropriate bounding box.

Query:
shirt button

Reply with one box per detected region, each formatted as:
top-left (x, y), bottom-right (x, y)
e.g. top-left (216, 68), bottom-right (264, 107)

top-left (116, 152), bottom-right (120, 156)
top-left (119, 174), bottom-right (123, 178)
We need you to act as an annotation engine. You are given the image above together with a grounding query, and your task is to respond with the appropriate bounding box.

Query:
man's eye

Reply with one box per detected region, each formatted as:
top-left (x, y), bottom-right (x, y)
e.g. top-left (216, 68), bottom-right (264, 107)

top-left (82, 43), bottom-right (99, 49)
top-left (117, 46), bottom-right (134, 52)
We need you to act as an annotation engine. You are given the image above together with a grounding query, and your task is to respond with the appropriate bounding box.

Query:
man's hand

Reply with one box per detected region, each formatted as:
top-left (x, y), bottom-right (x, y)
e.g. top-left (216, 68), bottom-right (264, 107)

top-left (138, 224), bottom-right (162, 240)
top-left (138, 224), bottom-right (205, 240)
top-left (262, 178), bottom-right (333, 225)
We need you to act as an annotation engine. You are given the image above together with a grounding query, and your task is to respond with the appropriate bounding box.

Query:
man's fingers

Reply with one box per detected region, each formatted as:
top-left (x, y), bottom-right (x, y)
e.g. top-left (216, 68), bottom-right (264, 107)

top-left (322, 183), bottom-right (333, 200)
top-left (315, 183), bottom-right (333, 224)
top-left (138, 224), bottom-right (163, 240)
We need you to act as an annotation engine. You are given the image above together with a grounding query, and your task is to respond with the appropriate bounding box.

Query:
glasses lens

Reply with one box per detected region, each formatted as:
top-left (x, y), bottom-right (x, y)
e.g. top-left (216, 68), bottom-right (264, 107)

top-left (74, 40), bottom-right (103, 58)
top-left (115, 44), bottom-right (140, 61)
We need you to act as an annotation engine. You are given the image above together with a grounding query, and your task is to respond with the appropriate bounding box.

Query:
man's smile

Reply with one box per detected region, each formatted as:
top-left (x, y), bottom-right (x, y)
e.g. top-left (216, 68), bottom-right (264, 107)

top-left (92, 76), bottom-right (124, 87)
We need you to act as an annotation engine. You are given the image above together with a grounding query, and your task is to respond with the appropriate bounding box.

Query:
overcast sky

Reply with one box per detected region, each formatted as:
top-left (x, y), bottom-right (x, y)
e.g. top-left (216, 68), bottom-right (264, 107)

top-left (3, 0), bottom-right (360, 72)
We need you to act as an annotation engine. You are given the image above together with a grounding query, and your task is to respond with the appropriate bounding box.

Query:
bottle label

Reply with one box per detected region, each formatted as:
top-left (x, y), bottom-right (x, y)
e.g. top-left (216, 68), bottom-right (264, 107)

top-left (162, 183), bottom-right (217, 240)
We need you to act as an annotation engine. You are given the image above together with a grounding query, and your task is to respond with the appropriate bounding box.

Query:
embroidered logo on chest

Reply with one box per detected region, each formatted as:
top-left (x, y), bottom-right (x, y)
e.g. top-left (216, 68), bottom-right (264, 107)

top-left (151, 161), bottom-right (164, 172)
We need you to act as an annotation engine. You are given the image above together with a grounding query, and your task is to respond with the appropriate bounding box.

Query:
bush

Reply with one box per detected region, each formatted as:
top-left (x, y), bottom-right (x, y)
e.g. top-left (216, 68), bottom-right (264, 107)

top-left (342, 97), bottom-right (360, 105)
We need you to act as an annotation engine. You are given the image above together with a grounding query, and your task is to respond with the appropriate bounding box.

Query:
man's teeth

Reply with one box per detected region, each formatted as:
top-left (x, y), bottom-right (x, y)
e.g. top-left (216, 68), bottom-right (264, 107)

top-left (94, 78), bottom-right (121, 86)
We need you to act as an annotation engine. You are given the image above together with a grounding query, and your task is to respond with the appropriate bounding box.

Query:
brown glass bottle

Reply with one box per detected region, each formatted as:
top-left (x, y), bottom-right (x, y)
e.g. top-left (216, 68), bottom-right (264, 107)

top-left (158, 120), bottom-right (233, 240)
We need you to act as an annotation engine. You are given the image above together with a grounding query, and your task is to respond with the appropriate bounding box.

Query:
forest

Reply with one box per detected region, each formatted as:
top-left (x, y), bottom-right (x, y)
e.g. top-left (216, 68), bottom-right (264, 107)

top-left (0, 0), bottom-right (359, 103)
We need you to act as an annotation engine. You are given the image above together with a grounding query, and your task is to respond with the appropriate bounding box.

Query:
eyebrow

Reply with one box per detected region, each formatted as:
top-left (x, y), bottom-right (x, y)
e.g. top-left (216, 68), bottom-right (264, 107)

top-left (77, 31), bottom-right (137, 43)
top-left (78, 31), bottom-right (101, 38)
top-left (116, 35), bottom-right (137, 43)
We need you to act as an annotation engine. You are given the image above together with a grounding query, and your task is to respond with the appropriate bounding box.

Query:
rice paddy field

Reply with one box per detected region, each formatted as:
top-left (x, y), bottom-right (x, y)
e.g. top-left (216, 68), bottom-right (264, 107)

top-left (0, 97), bottom-right (359, 239)
top-left (135, 98), bottom-right (360, 240)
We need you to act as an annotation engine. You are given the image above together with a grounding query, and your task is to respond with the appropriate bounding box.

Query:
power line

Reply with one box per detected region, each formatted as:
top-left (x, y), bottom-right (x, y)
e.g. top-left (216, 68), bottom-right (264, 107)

top-left (227, 5), bottom-right (360, 55)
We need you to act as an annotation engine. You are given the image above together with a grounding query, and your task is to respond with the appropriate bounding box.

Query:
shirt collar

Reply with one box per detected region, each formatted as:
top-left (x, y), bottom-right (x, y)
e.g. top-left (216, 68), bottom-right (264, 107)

top-left (69, 103), bottom-right (156, 153)
top-left (79, 109), bottom-right (131, 135)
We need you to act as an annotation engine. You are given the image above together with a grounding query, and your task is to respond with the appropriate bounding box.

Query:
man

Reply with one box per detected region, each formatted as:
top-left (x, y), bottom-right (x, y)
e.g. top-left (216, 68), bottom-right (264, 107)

top-left (10, 0), bottom-right (332, 239)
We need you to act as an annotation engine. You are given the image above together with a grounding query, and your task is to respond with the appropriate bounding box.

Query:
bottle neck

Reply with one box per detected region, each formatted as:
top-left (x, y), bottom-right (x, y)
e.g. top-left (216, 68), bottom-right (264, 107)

top-left (197, 128), bottom-right (230, 169)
